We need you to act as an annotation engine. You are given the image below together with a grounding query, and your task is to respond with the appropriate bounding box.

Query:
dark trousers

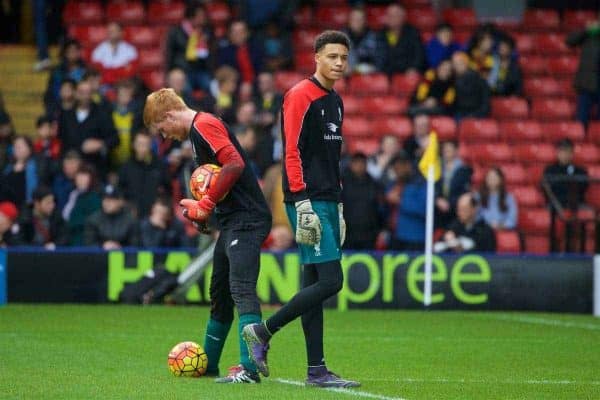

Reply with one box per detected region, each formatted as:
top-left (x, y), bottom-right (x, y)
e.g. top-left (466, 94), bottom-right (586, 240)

top-left (209, 218), bottom-right (271, 323)
top-left (576, 90), bottom-right (600, 127)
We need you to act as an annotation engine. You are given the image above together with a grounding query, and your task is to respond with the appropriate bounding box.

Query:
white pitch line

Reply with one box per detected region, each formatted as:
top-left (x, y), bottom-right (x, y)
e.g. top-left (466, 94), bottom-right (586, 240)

top-left (484, 314), bottom-right (600, 331)
top-left (275, 378), bottom-right (408, 400)
top-left (366, 377), bottom-right (600, 386)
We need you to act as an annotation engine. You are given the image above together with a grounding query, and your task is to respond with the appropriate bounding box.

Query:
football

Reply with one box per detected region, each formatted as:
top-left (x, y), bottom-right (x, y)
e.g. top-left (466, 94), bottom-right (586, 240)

top-left (167, 341), bottom-right (208, 377)
top-left (189, 164), bottom-right (222, 201)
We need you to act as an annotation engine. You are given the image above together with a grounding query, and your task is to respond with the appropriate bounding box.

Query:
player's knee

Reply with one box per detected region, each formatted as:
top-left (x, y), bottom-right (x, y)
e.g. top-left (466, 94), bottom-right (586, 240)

top-left (320, 269), bottom-right (343, 296)
top-left (210, 299), bottom-right (234, 324)
top-left (230, 281), bottom-right (260, 314)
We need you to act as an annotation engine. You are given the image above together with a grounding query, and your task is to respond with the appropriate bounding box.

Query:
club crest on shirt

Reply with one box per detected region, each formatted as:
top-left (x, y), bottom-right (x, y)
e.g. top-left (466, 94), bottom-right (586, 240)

top-left (327, 122), bottom-right (339, 133)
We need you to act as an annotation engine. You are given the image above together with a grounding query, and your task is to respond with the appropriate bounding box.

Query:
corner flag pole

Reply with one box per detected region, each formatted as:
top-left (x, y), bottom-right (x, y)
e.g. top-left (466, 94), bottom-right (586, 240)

top-left (424, 164), bottom-right (435, 307)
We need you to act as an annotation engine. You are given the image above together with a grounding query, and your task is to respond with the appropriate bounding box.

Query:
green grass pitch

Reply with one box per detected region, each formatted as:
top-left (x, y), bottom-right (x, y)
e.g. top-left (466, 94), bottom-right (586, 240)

top-left (1, 305), bottom-right (599, 400)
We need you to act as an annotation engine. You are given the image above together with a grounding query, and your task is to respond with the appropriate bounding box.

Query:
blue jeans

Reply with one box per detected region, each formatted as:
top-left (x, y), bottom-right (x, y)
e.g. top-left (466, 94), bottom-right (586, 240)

top-left (576, 90), bottom-right (600, 127)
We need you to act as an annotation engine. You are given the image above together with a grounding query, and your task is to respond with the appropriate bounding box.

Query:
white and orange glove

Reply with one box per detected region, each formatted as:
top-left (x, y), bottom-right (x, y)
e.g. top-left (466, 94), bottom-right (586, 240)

top-left (180, 197), bottom-right (216, 223)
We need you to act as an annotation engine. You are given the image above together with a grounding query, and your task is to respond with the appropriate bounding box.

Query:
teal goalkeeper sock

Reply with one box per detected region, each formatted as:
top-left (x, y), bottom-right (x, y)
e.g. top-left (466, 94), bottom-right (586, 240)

top-left (239, 313), bottom-right (262, 373)
top-left (203, 318), bottom-right (232, 374)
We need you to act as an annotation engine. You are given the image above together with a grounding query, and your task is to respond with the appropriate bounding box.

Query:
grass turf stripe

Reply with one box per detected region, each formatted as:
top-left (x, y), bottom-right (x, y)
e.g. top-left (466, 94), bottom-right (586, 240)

top-left (275, 378), bottom-right (408, 400)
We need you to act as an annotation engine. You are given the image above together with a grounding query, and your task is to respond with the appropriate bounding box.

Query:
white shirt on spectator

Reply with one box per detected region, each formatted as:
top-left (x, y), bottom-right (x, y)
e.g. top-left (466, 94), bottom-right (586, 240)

top-left (91, 40), bottom-right (137, 68)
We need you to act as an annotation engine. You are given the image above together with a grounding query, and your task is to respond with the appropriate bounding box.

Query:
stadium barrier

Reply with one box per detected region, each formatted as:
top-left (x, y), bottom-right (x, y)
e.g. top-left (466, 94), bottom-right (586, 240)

top-left (6, 248), bottom-right (598, 314)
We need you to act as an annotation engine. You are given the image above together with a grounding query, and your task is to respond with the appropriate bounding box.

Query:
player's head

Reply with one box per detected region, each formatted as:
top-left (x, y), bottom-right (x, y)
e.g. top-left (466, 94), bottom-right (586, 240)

top-left (143, 88), bottom-right (189, 141)
top-left (314, 30), bottom-right (350, 83)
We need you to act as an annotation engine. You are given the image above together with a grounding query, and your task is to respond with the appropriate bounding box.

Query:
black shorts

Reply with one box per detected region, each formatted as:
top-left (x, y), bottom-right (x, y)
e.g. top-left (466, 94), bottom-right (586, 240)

top-left (209, 218), bottom-right (271, 322)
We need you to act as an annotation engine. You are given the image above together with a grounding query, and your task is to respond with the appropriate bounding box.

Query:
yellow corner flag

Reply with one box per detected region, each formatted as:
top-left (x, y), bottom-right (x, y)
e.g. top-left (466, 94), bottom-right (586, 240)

top-left (418, 132), bottom-right (441, 182)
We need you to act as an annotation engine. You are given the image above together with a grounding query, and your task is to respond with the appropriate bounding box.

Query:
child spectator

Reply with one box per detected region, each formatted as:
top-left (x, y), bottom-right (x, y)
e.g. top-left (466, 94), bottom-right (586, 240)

top-left (488, 36), bottom-right (522, 96)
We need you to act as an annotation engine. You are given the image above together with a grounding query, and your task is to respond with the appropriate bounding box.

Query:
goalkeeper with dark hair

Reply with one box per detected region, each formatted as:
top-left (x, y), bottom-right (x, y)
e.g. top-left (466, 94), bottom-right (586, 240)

top-left (243, 30), bottom-right (360, 388)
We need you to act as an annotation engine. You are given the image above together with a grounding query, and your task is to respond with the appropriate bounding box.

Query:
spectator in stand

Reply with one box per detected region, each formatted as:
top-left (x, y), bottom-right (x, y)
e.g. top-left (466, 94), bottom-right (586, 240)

top-left (375, 3), bottom-right (425, 74)
top-left (259, 19), bottom-right (293, 71)
top-left (53, 150), bottom-right (81, 213)
top-left (111, 79), bottom-right (143, 168)
top-left (403, 113), bottom-right (433, 163)
top-left (344, 7), bottom-right (379, 74)
top-left (478, 167), bottom-right (517, 230)
top-left (14, 186), bottom-right (67, 248)
top-left (63, 164), bottom-right (101, 246)
top-left (467, 30), bottom-right (494, 80)
top-left (2, 136), bottom-right (49, 206)
top-left (452, 51), bottom-right (490, 119)
top-left (217, 20), bottom-right (263, 87)
top-left (235, 126), bottom-right (261, 178)
top-left (166, 67), bottom-right (214, 112)
top-left (44, 39), bottom-right (87, 112)
top-left (341, 152), bottom-right (384, 249)
top-left (83, 69), bottom-right (112, 112)
top-left (387, 153), bottom-right (427, 251)
top-left (488, 36), bottom-right (522, 96)
top-left (0, 94), bottom-right (14, 172)
top-left (84, 184), bottom-right (139, 249)
top-left (118, 131), bottom-right (170, 218)
top-left (139, 197), bottom-right (190, 248)
top-left (91, 22), bottom-right (138, 86)
top-left (543, 138), bottom-right (589, 210)
top-left (0, 201), bottom-right (18, 247)
top-left (436, 140), bottom-right (472, 228)
top-left (254, 72), bottom-right (282, 131)
top-left (367, 134), bottom-right (400, 183)
top-left (165, 1), bottom-right (214, 91)
top-left (33, 115), bottom-right (61, 163)
top-left (435, 192), bottom-right (496, 253)
top-left (566, 16), bottom-right (600, 127)
top-left (425, 23), bottom-right (462, 69)
top-left (46, 79), bottom-right (76, 119)
top-left (58, 79), bottom-right (118, 178)
top-left (211, 66), bottom-right (239, 124)
top-left (409, 59), bottom-right (455, 116)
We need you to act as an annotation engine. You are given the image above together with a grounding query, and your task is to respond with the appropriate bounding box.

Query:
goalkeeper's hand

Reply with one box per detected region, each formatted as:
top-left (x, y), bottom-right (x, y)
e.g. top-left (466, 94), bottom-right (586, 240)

top-left (180, 197), bottom-right (216, 223)
top-left (295, 200), bottom-right (321, 245)
top-left (338, 203), bottom-right (346, 247)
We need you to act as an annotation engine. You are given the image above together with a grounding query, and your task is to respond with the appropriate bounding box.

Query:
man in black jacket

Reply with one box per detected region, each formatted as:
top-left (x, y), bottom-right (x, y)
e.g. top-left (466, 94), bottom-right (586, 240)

top-left (375, 3), bottom-right (425, 74)
top-left (84, 185), bottom-right (139, 249)
top-left (15, 186), bottom-right (67, 248)
top-left (118, 131), bottom-right (170, 217)
top-left (341, 152), bottom-right (384, 249)
top-left (452, 51), bottom-right (490, 118)
top-left (58, 79), bottom-right (118, 178)
top-left (543, 138), bottom-right (589, 209)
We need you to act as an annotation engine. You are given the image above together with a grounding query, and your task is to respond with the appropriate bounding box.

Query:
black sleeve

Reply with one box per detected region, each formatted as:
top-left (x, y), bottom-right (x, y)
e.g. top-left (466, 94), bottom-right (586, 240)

top-left (566, 29), bottom-right (588, 47)
top-left (84, 216), bottom-right (100, 246)
top-left (475, 77), bottom-right (491, 117)
top-left (100, 109), bottom-right (119, 151)
top-left (52, 213), bottom-right (69, 246)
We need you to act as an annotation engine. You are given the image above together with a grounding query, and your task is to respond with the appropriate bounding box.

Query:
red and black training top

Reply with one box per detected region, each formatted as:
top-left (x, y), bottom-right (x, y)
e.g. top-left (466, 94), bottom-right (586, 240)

top-left (281, 76), bottom-right (344, 203)
top-left (189, 112), bottom-right (271, 226)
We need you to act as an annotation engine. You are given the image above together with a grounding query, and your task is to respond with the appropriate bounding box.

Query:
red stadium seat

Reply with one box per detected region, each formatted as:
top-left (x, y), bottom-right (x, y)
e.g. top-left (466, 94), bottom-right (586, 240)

top-left (519, 55), bottom-right (548, 77)
top-left (547, 56), bottom-right (578, 76)
top-left (293, 29), bottom-right (320, 51)
top-left (407, 8), bottom-right (438, 32)
top-left (519, 208), bottom-right (551, 235)
top-left (106, 1), bottom-right (145, 25)
top-left (63, 1), bottom-right (104, 25)
top-left (524, 77), bottom-right (573, 98)
top-left (514, 143), bottom-right (556, 164)
top-left (574, 143), bottom-right (600, 164)
top-left (295, 51), bottom-right (315, 74)
top-left (274, 71), bottom-right (304, 92)
top-left (522, 9), bottom-right (560, 31)
top-left (148, 1), bottom-right (185, 25)
top-left (349, 74), bottom-right (389, 95)
top-left (491, 97), bottom-right (529, 119)
top-left (542, 121), bottom-right (585, 142)
top-left (123, 26), bottom-right (161, 49)
top-left (363, 96), bottom-right (408, 115)
top-left (343, 95), bottom-right (362, 116)
top-left (526, 164), bottom-right (545, 185)
top-left (586, 185), bottom-right (600, 210)
top-left (141, 70), bottom-right (164, 91)
top-left (589, 164), bottom-right (600, 179)
top-left (138, 48), bottom-right (163, 71)
top-left (458, 118), bottom-right (499, 141)
top-left (500, 163), bottom-right (528, 185)
top-left (366, 6), bottom-right (387, 30)
top-left (532, 33), bottom-right (570, 55)
top-left (315, 6), bottom-right (350, 29)
top-left (206, 1), bottom-right (231, 25)
top-left (442, 8), bottom-right (477, 30)
top-left (501, 120), bottom-right (543, 142)
top-left (495, 230), bottom-right (521, 254)
top-left (512, 185), bottom-right (545, 208)
top-left (524, 235), bottom-right (550, 254)
top-left (514, 33), bottom-right (534, 55)
top-left (430, 116), bottom-right (457, 141)
top-left (68, 25), bottom-right (108, 48)
top-left (563, 10), bottom-right (597, 31)
top-left (461, 143), bottom-right (512, 165)
top-left (588, 122), bottom-right (600, 144)
top-left (531, 98), bottom-right (575, 120)
top-left (391, 73), bottom-right (421, 95)
top-left (294, 6), bottom-right (313, 28)
top-left (343, 117), bottom-right (371, 137)
top-left (370, 117), bottom-right (412, 139)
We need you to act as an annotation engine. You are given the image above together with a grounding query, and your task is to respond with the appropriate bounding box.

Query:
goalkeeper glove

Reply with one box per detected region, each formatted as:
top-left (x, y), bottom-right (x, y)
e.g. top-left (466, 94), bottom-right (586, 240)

top-left (180, 197), bottom-right (216, 223)
top-left (338, 203), bottom-right (346, 247)
top-left (295, 199), bottom-right (321, 245)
